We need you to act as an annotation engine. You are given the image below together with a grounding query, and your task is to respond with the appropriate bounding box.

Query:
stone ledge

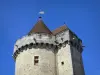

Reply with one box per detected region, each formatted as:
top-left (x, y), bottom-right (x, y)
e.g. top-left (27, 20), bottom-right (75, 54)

top-left (13, 40), bottom-right (83, 60)
top-left (13, 42), bottom-right (57, 60)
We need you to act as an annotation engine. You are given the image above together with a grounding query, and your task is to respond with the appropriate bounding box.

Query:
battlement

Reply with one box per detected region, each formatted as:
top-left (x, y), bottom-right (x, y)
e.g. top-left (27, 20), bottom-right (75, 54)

top-left (13, 33), bottom-right (57, 59)
top-left (14, 33), bottom-right (56, 52)
top-left (13, 32), bottom-right (83, 60)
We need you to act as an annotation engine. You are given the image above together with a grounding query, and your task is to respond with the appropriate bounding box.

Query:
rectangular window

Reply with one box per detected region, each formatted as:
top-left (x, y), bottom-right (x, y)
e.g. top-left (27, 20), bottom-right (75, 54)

top-left (34, 56), bottom-right (39, 59)
top-left (61, 61), bottom-right (64, 65)
top-left (34, 56), bottom-right (39, 65)
top-left (34, 60), bottom-right (39, 65)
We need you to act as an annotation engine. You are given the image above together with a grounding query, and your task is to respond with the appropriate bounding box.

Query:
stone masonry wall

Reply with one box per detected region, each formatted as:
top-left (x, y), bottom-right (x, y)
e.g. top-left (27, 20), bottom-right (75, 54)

top-left (56, 45), bottom-right (73, 75)
top-left (15, 48), bottom-right (56, 75)
top-left (56, 30), bottom-right (73, 75)
top-left (71, 47), bottom-right (85, 75)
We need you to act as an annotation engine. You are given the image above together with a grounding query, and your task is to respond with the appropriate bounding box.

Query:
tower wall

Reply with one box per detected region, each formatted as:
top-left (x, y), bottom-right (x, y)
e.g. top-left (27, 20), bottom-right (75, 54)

top-left (71, 47), bottom-right (85, 75)
top-left (69, 31), bottom-right (85, 75)
top-left (56, 30), bottom-right (73, 75)
top-left (13, 25), bottom-right (85, 75)
top-left (15, 48), bottom-right (56, 75)
top-left (14, 33), bottom-right (56, 75)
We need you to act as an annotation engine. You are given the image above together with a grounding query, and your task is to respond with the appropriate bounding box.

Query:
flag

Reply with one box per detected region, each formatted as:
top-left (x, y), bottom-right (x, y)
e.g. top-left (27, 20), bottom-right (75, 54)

top-left (39, 11), bottom-right (45, 14)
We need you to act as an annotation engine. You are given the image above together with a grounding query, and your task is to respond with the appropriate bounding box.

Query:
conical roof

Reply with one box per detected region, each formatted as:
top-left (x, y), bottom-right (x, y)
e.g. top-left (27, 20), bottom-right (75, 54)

top-left (28, 17), bottom-right (52, 35)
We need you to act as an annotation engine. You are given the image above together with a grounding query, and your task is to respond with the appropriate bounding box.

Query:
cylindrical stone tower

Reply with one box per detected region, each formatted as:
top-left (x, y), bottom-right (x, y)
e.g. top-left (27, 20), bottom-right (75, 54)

top-left (13, 17), bottom-right (57, 75)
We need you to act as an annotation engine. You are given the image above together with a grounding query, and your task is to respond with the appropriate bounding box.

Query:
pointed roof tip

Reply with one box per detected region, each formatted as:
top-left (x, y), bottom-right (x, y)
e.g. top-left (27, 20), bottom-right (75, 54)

top-left (63, 22), bottom-right (68, 26)
top-left (63, 22), bottom-right (70, 29)
top-left (38, 16), bottom-right (42, 21)
top-left (39, 16), bottom-right (42, 19)
top-left (39, 16), bottom-right (42, 18)
top-left (28, 18), bottom-right (52, 35)
top-left (64, 22), bottom-right (66, 24)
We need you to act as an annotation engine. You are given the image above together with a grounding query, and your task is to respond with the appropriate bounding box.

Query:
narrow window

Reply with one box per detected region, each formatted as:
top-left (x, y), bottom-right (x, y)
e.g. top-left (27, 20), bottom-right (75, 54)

top-left (34, 56), bottom-right (39, 59)
top-left (61, 61), bottom-right (64, 65)
top-left (34, 56), bottom-right (39, 65)
top-left (34, 60), bottom-right (39, 65)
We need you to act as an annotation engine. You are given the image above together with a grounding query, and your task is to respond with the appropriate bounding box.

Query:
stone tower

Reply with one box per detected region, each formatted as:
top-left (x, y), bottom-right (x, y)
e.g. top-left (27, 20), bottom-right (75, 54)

top-left (13, 17), bottom-right (85, 75)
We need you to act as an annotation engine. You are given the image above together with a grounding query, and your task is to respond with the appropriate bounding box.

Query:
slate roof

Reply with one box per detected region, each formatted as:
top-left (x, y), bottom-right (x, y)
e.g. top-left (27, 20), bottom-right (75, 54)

top-left (28, 17), bottom-right (52, 35)
top-left (52, 25), bottom-right (68, 35)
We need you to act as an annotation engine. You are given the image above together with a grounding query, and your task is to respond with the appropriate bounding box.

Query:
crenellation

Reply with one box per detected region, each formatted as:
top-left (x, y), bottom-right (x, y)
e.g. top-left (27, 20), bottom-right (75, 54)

top-left (13, 42), bottom-right (57, 60)
top-left (13, 38), bottom-right (71, 60)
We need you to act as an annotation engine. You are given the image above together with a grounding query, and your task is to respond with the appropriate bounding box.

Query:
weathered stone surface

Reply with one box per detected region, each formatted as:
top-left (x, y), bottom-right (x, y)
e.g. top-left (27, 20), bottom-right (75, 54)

top-left (16, 48), bottom-right (56, 75)
top-left (71, 47), bottom-right (85, 75)
top-left (14, 28), bottom-right (85, 75)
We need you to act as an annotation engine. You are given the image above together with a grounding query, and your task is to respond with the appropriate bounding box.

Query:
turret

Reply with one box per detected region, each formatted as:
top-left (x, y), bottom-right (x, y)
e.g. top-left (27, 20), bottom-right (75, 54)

top-left (13, 17), bottom-right (57, 75)
top-left (52, 24), bottom-right (85, 75)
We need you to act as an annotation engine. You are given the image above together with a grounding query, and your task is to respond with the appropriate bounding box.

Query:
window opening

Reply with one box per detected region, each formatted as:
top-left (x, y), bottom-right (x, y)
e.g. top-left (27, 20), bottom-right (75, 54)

top-left (34, 56), bottom-right (39, 65)
top-left (61, 61), bottom-right (64, 65)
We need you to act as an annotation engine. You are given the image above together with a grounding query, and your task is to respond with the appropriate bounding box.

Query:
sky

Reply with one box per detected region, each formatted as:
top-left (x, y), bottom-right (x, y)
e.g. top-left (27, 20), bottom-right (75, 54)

top-left (0, 0), bottom-right (100, 75)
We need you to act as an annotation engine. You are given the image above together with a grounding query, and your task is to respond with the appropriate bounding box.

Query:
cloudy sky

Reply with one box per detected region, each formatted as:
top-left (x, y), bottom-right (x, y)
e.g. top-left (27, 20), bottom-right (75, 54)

top-left (0, 0), bottom-right (100, 75)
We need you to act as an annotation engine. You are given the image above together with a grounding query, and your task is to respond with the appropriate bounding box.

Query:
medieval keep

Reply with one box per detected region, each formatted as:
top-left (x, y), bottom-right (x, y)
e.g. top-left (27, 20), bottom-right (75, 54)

top-left (13, 17), bottom-right (85, 75)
